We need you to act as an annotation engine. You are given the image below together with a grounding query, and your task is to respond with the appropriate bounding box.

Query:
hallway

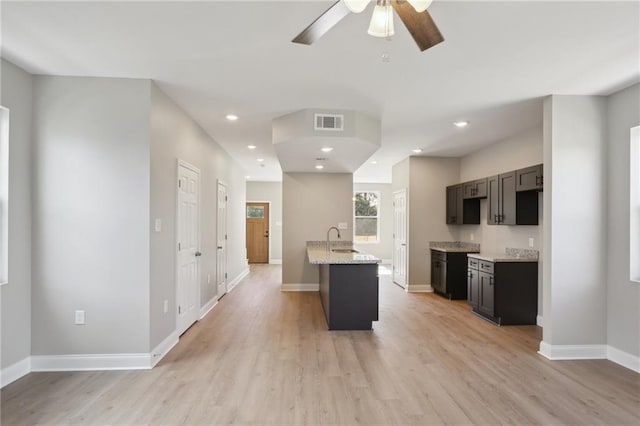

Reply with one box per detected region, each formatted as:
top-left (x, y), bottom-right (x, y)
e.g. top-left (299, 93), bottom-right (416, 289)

top-left (2, 264), bottom-right (638, 425)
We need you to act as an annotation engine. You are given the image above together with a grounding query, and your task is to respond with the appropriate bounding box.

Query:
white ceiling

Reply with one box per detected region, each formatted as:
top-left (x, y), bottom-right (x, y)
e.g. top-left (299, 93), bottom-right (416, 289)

top-left (2, 1), bottom-right (639, 183)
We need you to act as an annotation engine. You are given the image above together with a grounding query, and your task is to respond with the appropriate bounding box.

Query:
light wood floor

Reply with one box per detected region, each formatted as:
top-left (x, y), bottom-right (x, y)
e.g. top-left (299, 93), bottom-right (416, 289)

top-left (2, 264), bottom-right (639, 425)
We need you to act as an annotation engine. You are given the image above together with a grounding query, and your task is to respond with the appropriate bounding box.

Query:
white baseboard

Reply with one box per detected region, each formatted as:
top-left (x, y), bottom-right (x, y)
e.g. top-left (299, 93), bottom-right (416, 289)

top-left (31, 353), bottom-right (152, 372)
top-left (539, 341), bottom-right (640, 373)
top-left (269, 259), bottom-right (282, 264)
top-left (199, 297), bottom-right (218, 319)
top-left (536, 315), bottom-right (543, 327)
top-left (1, 356), bottom-right (31, 388)
top-left (406, 284), bottom-right (433, 293)
top-left (538, 341), bottom-right (607, 360)
top-left (150, 331), bottom-right (179, 367)
top-left (281, 283), bottom-right (319, 291)
top-left (227, 267), bottom-right (250, 293)
top-left (607, 345), bottom-right (640, 373)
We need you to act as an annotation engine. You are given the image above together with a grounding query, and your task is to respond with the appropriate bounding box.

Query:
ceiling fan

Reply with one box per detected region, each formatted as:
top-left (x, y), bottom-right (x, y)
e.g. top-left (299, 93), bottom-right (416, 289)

top-left (292, 0), bottom-right (444, 52)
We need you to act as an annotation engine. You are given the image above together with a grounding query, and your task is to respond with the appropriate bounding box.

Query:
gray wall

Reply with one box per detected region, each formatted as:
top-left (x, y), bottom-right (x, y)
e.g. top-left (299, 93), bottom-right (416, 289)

top-left (354, 183), bottom-right (392, 261)
top-left (457, 127), bottom-right (544, 316)
top-left (1, 60), bottom-right (32, 368)
top-left (32, 76), bottom-right (151, 354)
top-left (542, 95), bottom-right (608, 346)
top-left (282, 173), bottom-right (353, 285)
top-left (246, 181), bottom-right (282, 262)
top-left (606, 83), bottom-right (640, 357)
top-left (150, 83), bottom-right (247, 348)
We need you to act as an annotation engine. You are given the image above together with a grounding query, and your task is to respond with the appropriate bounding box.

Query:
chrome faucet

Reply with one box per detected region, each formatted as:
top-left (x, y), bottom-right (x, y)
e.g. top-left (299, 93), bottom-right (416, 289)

top-left (326, 226), bottom-right (341, 252)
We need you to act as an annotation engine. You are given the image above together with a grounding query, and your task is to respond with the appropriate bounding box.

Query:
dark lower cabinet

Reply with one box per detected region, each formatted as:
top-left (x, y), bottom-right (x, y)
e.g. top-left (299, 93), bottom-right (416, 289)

top-left (467, 257), bottom-right (538, 325)
top-left (431, 249), bottom-right (479, 300)
top-left (319, 263), bottom-right (378, 330)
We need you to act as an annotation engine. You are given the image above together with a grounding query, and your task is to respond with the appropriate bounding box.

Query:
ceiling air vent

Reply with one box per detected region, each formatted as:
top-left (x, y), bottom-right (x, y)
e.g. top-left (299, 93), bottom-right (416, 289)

top-left (314, 113), bottom-right (344, 131)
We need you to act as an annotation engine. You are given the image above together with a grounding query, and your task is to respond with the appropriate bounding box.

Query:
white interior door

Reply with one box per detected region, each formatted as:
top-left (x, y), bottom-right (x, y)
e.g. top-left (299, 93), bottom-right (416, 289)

top-left (216, 181), bottom-right (228, 299)
top-left (393, 189), bottom-right (408, 288)
top-left (176, 162), bottom-right (200, 336)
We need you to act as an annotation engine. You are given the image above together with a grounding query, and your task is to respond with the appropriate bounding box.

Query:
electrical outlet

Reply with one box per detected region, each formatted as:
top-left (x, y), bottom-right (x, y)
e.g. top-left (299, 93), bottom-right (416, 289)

top-left (529, 237), bottom-right (534, 247)
top-left (75, 310), bottom-right (85, 325)
top-left (154, 218), bottom-right (162, 232)
top-left (470, 233), bottom-right (475, 241)
top-left (207, 274), bottom-right (211, 284)
top-left (163, 300), bottom-right (168, 314)
top-left (338, 222), bottom-right (348, 230)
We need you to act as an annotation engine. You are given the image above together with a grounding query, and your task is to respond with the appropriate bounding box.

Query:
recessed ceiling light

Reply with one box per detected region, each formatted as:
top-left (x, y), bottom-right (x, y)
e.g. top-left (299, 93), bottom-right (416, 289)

top-left (257, 158), bottom-right (264, 162)
top-left (247, 145), bottom-right (256, 150)
top-left (225, 114), bottom-right (239, 121)
top-left (321, 147), bottom-right (334, 153)
top-left (412, 148), bottom-right (423, 154)
top-left (315, 164), bottom-right (324, 170)
top-left (245, 175), bottom-right (251, 179)
top-left (371, 160), bottom-right (378, 165)
top-left (454, 121), bottom-right (469, 128)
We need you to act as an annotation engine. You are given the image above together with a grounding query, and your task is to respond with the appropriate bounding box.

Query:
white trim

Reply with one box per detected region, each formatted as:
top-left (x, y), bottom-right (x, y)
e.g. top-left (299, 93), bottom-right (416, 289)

top-left (226, 267), bottom-right (250, 293)
top-left (199, 297), bottom-right (218, 319)
top-left (150, 331), bottom-right (179, 367)
top-left (538, 341), bottom-right (607, 360)
top-left (31, 353), bottom-right (152, 372)
top-left (281, 283), bottom-right (319, 291)
top-left (607, 346), bottom-right (640, 373)
top-left (270, 259), bottom-right (282, 264)
top-left (406, 284), bottom-right (433, 293)
top-left (1, 356), bottom-right (31, 388)
top-left (536, 315), bottom-right (543, 327)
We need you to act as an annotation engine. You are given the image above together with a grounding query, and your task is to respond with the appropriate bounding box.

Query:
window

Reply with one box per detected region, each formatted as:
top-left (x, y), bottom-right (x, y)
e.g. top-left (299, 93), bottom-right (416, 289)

top-left (630, 126), bottom-right (639, 283)
top-left (354, 191), bottom-right (380, 243)
top-left (246, 205), bottom-right (264, 218)
top-left (0, 107), bottom-right (9, 285)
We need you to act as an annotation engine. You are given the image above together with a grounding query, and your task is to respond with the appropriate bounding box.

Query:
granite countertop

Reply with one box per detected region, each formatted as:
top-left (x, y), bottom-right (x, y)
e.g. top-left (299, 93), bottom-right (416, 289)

top-left (306, 241), bottom-right (381, 265)
top-left (430, 241), bottom-right (480, 253)
top-left (467, 247), bottom-right (539, 263)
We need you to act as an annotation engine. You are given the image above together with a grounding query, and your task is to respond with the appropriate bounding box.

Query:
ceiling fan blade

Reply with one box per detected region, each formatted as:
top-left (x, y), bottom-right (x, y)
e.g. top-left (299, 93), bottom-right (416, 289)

top-left (292, 1), bottom-right (351, 45)
top-left (391, 0), bottom-right (444, 51)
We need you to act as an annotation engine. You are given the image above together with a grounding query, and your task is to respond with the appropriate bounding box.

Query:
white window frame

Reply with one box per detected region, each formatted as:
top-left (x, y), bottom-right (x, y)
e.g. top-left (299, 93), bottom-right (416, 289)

top-left (354, 191), bottom-right (380, 244)
top-left (630, 126), bottom-right (639, 283)
top-left (0, 106), bottom-right (9, 286)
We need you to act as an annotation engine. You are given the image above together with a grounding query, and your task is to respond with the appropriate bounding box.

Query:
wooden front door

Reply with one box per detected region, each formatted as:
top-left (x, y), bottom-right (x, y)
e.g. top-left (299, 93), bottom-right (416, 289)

top-left (246, 202), bottom-right (269, 263)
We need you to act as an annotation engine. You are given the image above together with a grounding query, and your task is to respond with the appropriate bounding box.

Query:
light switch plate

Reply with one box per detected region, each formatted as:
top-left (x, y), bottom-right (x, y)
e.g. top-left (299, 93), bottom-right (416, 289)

top-left (529, 237), bottom-right (534, 247)
top-left (163, 300), bottom-right (168, 314)
top-left (470, 233), bottom-right (475, 241)
top-left (338, 222), bottom-right (348, 230)
top-left (154, 219), bottom-right (162, 232)
top-left (75, 310), bottom-right (85, 325)
top-left (276, 221), bottom-right (282, 227)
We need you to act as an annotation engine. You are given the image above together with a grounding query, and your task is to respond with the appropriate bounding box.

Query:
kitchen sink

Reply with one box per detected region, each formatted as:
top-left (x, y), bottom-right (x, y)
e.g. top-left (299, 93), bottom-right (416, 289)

top-left (331, 248), bottom-right (359, 253)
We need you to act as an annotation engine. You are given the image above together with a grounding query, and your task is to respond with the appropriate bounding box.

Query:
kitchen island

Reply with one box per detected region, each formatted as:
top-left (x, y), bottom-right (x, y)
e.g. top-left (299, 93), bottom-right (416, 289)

top-left (307, 242), bottom-right (381, 330)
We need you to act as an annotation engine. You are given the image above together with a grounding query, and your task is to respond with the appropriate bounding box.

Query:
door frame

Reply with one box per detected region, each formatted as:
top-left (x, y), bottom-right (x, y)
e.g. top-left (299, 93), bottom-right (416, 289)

top-left (175, 159), bottom-right (201, 335)
top-left (216, 179), bottom-right (228, 299)
top-left (392, 188), bottom-right (408, 288)
top-left (246, 200), bottom-right (272, 264)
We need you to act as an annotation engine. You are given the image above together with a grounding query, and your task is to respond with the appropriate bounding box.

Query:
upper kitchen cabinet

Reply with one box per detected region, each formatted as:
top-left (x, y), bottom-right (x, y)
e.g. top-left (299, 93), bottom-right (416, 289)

top-left (463, 178), bottom-right (488, 199)
top-left (516, 164), bottom-right (544, 192)
top-left (488, 172), bottom-right (516, 225)
top-left (447, 184), bottom-right (480, 225)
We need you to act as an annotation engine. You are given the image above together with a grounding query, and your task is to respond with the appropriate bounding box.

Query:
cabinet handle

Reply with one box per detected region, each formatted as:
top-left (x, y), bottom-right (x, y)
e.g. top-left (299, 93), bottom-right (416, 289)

top-left (494, 214), bottom-right (498, 223)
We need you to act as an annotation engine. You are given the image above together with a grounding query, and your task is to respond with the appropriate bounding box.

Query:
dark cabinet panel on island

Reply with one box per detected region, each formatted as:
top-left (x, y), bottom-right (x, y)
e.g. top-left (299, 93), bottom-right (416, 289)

top-left (467, 258), bottom-right (538, 325)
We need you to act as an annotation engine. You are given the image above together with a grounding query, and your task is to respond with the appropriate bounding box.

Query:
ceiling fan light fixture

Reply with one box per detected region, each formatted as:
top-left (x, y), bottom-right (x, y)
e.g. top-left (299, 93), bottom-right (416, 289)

top-left (368, 3), bottom-right (395, 38)
top-left (407, 0), bottom-right (433, 13)
top-left (344, 0), bottom-right (370, 13)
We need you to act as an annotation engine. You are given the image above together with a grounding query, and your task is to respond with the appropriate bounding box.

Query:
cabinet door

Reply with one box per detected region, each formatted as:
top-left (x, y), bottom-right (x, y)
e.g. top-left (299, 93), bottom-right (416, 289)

top-left (467, 268), bottom-right (479, 309)
top-left (463, 181), bottom-right (475, 199)
top-left (446, 186), bottom-right (458, 224)
top-left (474, 178), bottom-right (488, 198)
top-left (431, 259), bottom-right (446, 293)
top-left (487, 175), bottom-right (499, 225)
top-left (499, 171), bottom-right (516, 225)
top-left (516, 164), bottom-right (543, 192)
top-left (479, 271), bottom-right (494, 316)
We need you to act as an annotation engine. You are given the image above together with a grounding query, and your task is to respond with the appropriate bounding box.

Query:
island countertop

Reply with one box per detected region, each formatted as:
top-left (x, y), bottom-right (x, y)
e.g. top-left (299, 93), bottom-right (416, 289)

top-left (306, 241), bottom-right (381, 265)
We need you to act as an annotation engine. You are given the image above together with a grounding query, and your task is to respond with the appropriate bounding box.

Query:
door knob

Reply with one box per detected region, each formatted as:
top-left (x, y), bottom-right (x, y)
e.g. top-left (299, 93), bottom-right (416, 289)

top-left (195, 251), bottom-right (202, 257)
